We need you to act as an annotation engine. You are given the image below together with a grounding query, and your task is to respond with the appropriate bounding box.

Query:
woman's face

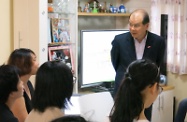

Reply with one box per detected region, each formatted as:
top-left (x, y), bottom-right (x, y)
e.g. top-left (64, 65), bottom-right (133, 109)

top-left (30, 53), bottom-right (39, 75)
top-left (152, 83), bottom-right (160, 101)
top-left (143, 82), bottom-right (162, 108)
top-left (149, 83), bottom-right (163, 107)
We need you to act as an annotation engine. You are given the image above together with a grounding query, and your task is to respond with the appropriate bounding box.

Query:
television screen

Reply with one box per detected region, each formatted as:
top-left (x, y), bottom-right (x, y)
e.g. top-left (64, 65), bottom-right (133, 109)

top-left (79, 29), bottom-right (129, 88)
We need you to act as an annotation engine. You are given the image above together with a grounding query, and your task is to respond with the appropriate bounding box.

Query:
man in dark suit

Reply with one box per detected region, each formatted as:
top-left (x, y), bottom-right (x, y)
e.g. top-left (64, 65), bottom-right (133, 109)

top-left (111, 9), bottom-right (165, 121)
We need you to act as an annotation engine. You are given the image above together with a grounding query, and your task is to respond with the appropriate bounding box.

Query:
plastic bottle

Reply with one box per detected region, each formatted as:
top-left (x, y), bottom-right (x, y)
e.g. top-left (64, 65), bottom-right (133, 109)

top-left (92, 1), bottom-right (98, 13)
top-left (103, 1), bottom-right (107, 13)
top-left (78, 1), bottom-right (82, 12)
top-left (109, 4), bottom-right (114, 13)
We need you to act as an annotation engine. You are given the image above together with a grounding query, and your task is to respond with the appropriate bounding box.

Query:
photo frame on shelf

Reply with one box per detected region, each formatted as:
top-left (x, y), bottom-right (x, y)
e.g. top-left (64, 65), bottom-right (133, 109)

top-left (48, 18), bottom-right (52, 44)
top-left (48, 45), bottom-right (74, 71)
top-left (51, 18), bottom-right (70, 43)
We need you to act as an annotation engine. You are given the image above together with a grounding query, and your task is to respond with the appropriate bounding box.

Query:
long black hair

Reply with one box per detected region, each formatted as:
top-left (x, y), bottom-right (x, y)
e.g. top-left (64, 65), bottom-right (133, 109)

top-left (32, 61), bottom-right (74, 112)
top-left (0, 65), bottom-right (20, 103)
top-left (110, 59), bottom-right (160, 122)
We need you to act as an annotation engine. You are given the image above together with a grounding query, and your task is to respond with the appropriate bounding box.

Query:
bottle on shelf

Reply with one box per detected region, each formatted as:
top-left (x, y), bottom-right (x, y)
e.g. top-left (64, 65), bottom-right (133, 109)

top-left (103, 1), bottom-right (107, 13)
top-left (109, 3), bottom-right (114, 13)
top-left (92, 1), bottom-right (98, 13)
top-left (119, 4), bottom-right (126, 13)
top-left (78, 1), bottom-right (82, 12)
top-left (98, 3), bottom-right (103, 13)
top-left (48, 3), bottom-right (54, 12)
top-left (83, 2), bottom-right (89, 13)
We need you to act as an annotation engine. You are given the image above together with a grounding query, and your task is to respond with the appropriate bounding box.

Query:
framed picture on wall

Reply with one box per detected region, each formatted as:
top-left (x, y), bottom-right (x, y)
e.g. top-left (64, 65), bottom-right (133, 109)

top-left (48, 45), bottom-right (74, 72)
top-left (48, 18), bottom-right (52, 44)
top-left (51, 18), bottom-right (70, 43)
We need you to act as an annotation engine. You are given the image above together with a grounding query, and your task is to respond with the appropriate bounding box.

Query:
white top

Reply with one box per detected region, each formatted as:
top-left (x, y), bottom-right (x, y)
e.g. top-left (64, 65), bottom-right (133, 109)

top-left (104, 117), bottom-right (149, 122)
top-left (25, 107), bottom-right (64, 122)
top-left (133, 119), bottom-right (149, 122)
top-left (134, 35), bottom-right (147, 59)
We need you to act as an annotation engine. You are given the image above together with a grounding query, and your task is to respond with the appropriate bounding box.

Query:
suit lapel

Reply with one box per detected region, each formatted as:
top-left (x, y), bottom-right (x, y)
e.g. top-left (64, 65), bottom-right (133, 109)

top-left (126, 34), bottom-right (137, 60)
top-left (143, 32), bottom-right (152, 58)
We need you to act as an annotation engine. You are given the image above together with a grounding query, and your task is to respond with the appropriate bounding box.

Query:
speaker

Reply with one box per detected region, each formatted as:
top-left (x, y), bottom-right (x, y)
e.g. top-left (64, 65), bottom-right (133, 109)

top-left (160, 14), bottom-right (168, 76)
top-left (161, 14), bottom-right (168, 40)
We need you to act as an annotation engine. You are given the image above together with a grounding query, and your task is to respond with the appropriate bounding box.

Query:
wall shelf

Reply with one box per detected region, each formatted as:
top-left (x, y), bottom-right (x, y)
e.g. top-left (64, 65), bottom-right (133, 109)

top-left (48, 42), bottom-right (75, 47)
top-left (78, 12), bottom-right (130, 17)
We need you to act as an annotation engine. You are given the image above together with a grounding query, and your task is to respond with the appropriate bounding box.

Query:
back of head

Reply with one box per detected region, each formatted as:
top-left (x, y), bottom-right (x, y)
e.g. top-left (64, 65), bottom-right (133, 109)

top-left (32, 61), bottom-right (74, 112)
top-left (110, 59), bottom-right (160, 122)
top-left (51, 115), bottom-right (87, 122)
top-left (0, 65), bottom-right (20, 103)
top-left (7, 48), bottom-right (35, 76)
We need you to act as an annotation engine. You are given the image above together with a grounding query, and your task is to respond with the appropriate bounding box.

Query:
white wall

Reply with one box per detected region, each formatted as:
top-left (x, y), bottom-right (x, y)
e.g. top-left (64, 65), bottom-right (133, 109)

top-left (78, 0), bottom-right (151, 31)
top-left (0, 0), bottom-right (12, 64)
top-left (122, 0), bottom-right (151, 13)
top-left (168, 72), bottom-right (187, 114)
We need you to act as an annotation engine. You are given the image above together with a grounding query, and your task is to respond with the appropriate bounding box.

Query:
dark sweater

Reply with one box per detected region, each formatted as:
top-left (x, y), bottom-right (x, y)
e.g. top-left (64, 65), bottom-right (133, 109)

top-left (0, 103), bottom-right (18, 122)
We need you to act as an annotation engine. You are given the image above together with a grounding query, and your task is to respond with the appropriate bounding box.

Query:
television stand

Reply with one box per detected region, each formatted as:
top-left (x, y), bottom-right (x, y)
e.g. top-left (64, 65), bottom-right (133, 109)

top-left (79, 82), bottom-right (114, 95)
top-left (91, 86), bottom-right (109, 92)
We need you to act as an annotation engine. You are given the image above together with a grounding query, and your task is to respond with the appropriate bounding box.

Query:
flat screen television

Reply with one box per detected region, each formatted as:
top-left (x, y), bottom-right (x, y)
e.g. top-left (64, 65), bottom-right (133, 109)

top-left (79, 29), bottom-right (129, 89)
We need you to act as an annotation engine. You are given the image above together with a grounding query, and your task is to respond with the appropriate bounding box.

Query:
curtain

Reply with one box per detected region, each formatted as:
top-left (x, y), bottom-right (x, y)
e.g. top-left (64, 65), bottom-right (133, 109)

top-left (150, 0), bottom-right (187, 74)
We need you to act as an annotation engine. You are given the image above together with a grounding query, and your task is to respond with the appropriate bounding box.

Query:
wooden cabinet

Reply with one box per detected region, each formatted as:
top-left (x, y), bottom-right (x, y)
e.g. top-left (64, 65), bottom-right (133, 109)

top-left (152, 86), bottom-right (174, 122)
top-left (13, 0), bottom-right (48, 65)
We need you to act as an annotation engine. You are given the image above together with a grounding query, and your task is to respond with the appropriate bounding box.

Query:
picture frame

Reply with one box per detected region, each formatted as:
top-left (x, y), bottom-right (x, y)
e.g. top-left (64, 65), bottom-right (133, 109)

top-left (48, 45), bottom-right (74, 72)
top-left (48, 18), bottom-right (52, 44)
top-left (51, 18), bottom-right (70, 43)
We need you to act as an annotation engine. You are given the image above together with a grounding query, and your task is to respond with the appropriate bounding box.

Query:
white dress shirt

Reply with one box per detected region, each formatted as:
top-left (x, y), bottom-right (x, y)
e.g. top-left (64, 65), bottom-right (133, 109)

top-left (134, 35), bottom-right (147, 59)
